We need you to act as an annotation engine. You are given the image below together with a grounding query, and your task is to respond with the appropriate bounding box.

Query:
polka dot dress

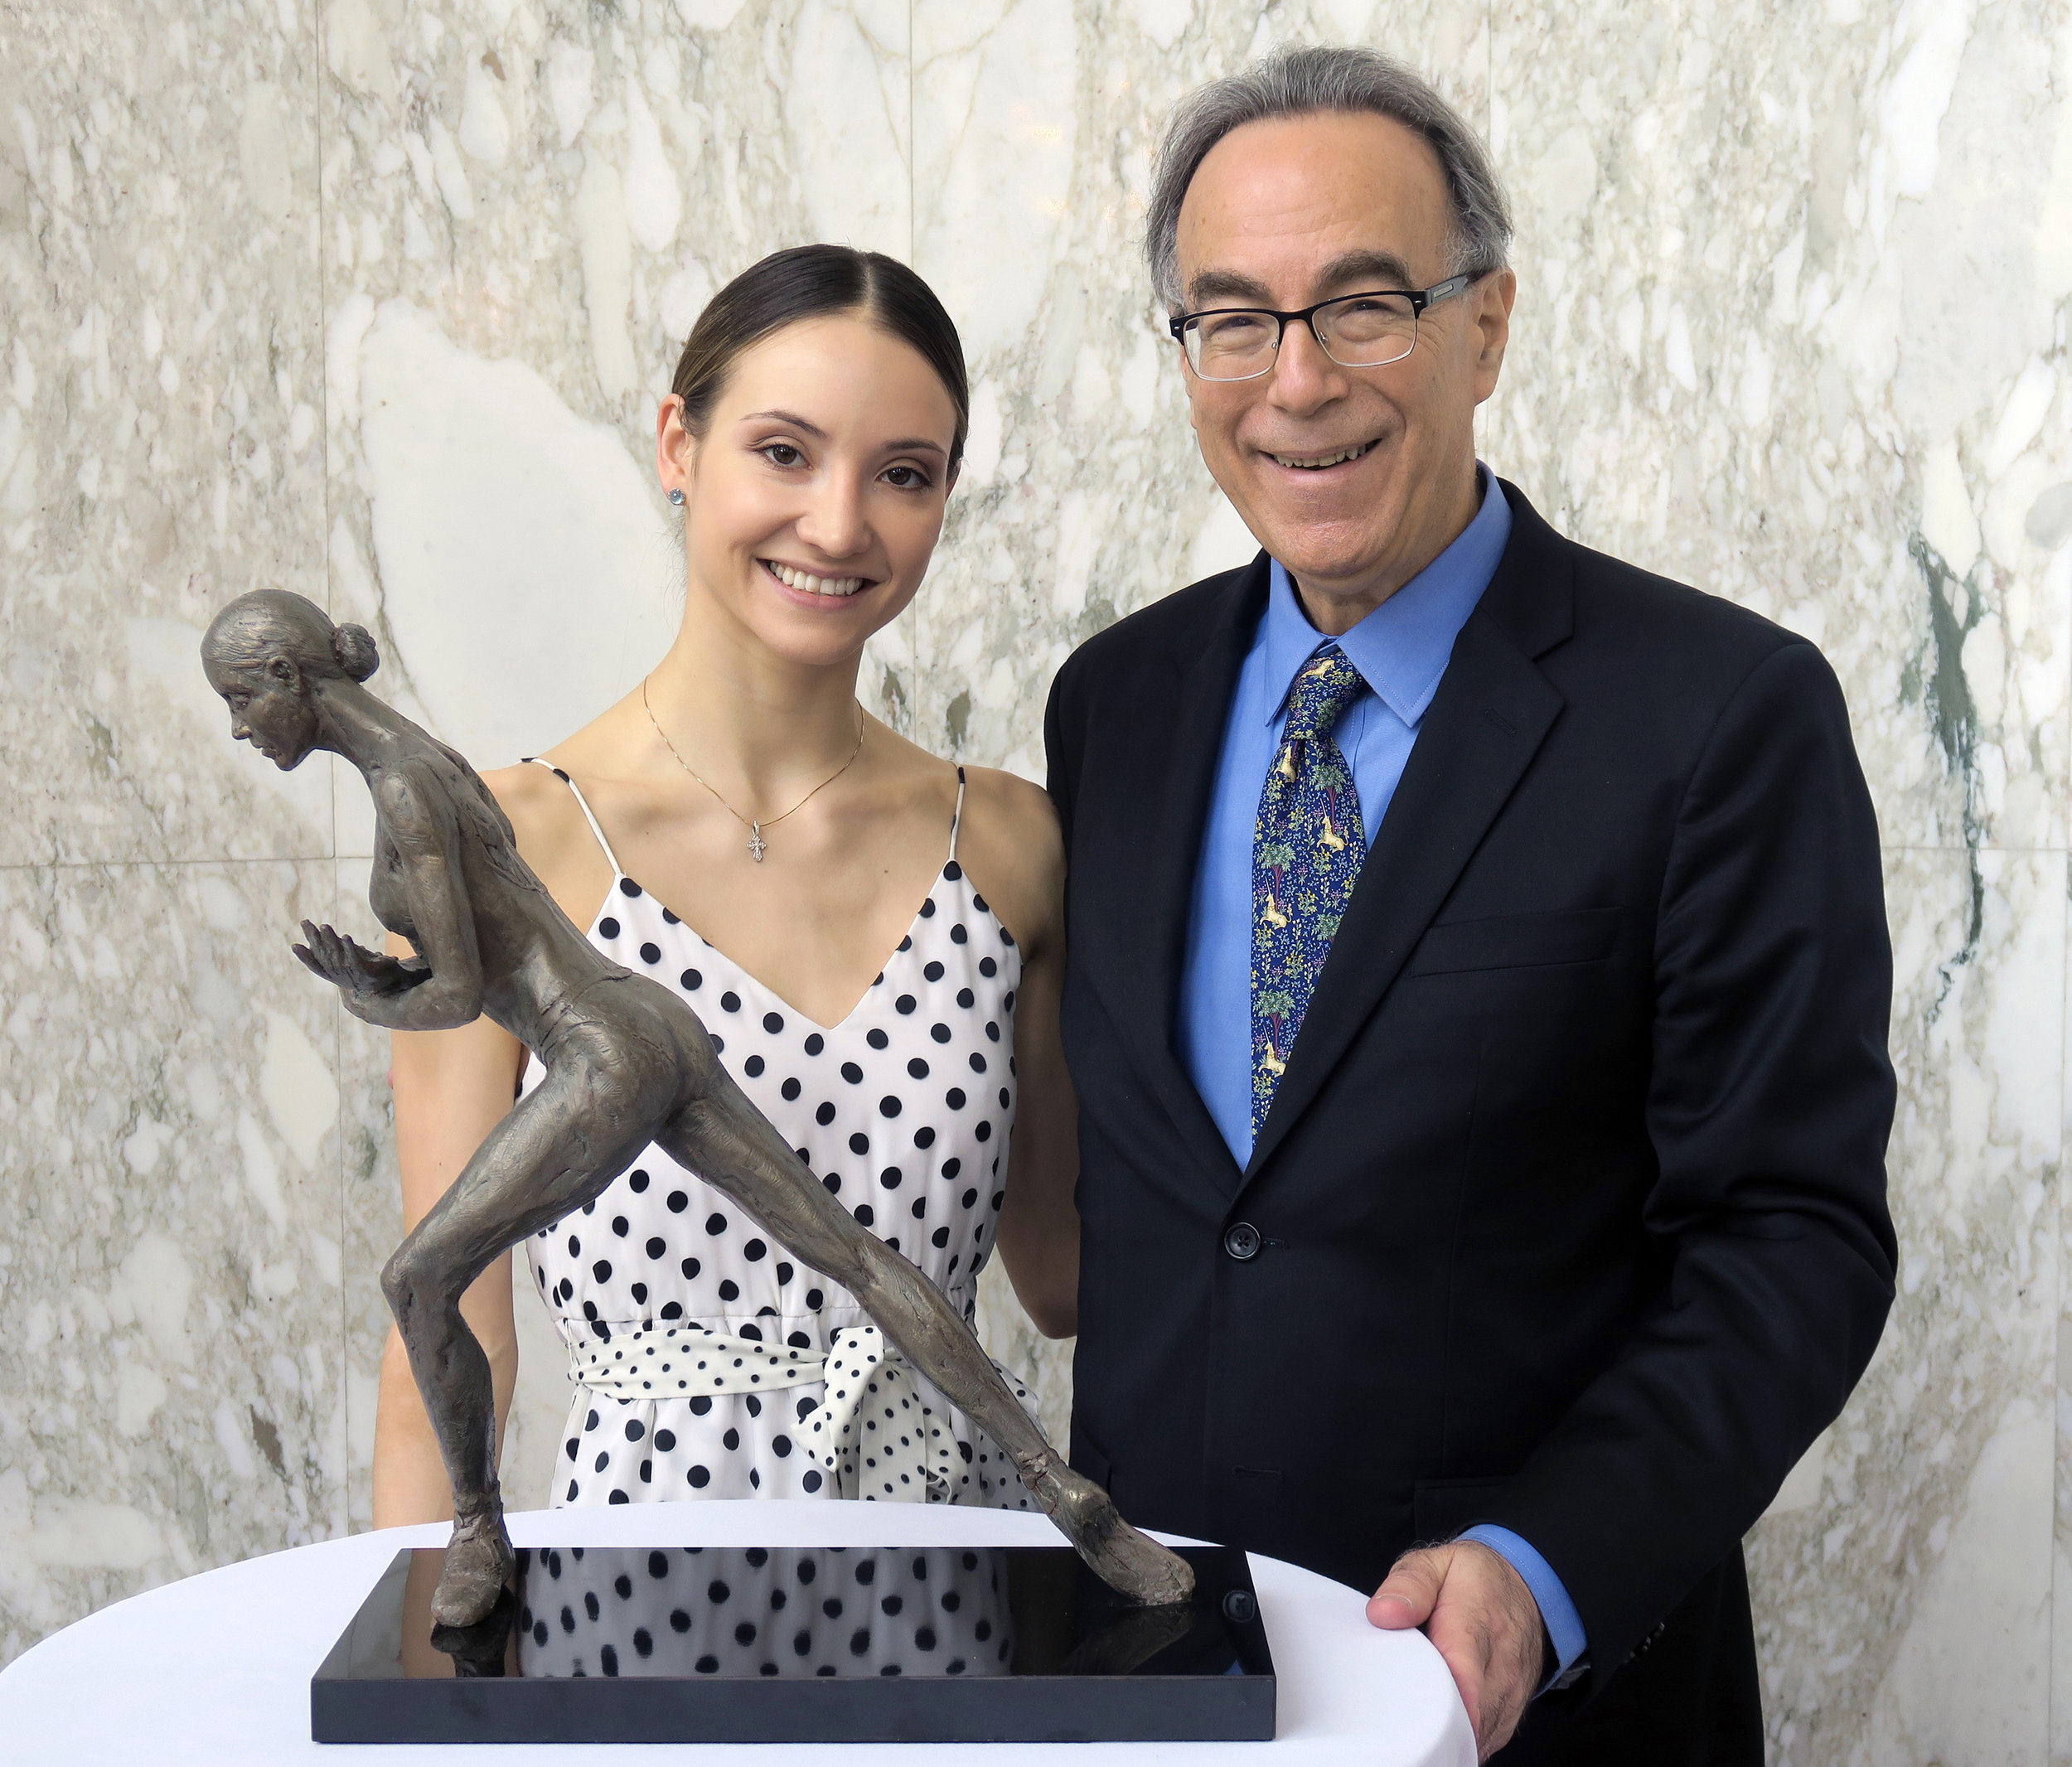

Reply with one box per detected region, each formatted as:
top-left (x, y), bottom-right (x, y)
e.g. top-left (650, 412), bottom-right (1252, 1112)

top-left (519, 762), bottom-right (1034, 1514)
top-left (516, 1545), bottom-right (1014, 1682)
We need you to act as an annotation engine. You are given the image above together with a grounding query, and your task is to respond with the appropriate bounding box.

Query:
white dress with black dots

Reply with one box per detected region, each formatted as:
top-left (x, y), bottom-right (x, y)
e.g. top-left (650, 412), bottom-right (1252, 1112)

top-left (515, 1544), bottom-right (1016, 1682)
top-left (518, 761), bottom-right (1035, 1518)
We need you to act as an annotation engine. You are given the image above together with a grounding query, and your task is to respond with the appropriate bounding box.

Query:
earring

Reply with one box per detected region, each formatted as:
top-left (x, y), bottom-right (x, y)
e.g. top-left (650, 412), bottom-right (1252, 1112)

top-left (668, 487), bottom-right (685, 506)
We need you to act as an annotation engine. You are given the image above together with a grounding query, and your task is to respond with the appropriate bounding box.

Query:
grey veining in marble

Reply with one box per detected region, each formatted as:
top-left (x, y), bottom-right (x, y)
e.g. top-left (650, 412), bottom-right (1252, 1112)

top-left (0, 859), bottom-right (350, 1660)
top-left (4, 0), bottom-right (2072, 1756)
top-left (0, 0), bottom-right (333, 870)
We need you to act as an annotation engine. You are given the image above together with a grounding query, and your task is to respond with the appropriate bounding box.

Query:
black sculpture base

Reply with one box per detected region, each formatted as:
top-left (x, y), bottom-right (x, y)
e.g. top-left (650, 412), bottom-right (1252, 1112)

top-left (312, 1539), bottom-right (1275, 1744)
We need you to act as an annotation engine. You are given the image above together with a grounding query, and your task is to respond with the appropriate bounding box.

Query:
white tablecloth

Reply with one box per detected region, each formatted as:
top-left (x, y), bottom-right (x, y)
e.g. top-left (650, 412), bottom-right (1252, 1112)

top-left (0, 1499), bottom-right (1473, 1765)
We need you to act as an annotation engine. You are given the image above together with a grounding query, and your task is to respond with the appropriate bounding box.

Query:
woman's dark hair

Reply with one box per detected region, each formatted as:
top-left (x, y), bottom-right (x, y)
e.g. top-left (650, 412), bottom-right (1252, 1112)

top-left (670, 244), bottom-right (970, 470)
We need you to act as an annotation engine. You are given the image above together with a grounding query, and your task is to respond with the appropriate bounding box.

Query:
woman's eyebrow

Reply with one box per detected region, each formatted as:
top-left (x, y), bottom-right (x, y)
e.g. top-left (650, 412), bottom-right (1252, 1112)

top-left (738, 408), bottom-right (827, 436)
top-left (739, 410), bottom-right (946, 457)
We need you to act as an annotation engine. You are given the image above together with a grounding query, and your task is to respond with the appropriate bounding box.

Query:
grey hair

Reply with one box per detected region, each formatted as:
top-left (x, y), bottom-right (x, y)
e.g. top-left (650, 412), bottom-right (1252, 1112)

top-left (1145, 45), bottom-right (1513, 311)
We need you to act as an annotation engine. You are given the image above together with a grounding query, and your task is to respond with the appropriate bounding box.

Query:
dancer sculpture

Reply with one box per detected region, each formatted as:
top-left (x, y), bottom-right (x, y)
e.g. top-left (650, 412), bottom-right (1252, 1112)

top-left (201, 590), bottom-right (1193, 1627)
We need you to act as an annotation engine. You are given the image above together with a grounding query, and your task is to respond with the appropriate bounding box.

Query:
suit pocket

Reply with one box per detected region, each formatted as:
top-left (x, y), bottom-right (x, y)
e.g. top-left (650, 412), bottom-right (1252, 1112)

top-left (1411, 1477), bottom-right (1509, 1544)
top-left (1406, 906), bottom-right (1624, 978)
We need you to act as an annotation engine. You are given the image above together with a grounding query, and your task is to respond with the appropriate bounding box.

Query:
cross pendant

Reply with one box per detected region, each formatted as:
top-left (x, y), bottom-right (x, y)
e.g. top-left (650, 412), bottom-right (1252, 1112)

top-left (746, 824), bottom-right (767, 863)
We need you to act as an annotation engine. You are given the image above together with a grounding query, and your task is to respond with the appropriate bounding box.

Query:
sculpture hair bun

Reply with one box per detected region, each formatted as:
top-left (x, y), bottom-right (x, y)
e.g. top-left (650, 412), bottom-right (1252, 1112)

top-left (332, 622), bottom-right (380, 682)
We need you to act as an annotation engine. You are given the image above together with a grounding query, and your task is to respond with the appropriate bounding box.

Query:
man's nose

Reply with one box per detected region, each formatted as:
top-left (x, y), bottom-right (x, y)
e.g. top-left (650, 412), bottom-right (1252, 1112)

top-left (1266, 317), bottom-right (1348, 415)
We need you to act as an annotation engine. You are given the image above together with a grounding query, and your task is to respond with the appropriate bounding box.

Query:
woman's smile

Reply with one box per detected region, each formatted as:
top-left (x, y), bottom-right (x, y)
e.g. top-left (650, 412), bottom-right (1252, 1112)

top-left (758, 557), bottom-right (873, 600)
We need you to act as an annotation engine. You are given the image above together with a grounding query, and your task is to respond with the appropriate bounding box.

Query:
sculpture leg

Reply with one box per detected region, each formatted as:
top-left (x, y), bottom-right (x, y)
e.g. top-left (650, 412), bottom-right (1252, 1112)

top-left (384, 1050), bottom-right (666, 1626)
top-left (656, 1066), bottom-right (1194, 1607)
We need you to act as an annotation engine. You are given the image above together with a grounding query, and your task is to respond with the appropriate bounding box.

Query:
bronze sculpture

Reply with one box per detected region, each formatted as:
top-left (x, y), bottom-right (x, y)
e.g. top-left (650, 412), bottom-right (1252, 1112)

top-left (201, 589), bottom-right (1193, 1628)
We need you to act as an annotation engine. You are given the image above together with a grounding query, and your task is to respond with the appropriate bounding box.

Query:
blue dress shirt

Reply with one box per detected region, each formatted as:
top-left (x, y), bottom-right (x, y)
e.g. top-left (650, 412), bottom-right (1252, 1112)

top-left (1175, 468), bottom-right (1587, 1686)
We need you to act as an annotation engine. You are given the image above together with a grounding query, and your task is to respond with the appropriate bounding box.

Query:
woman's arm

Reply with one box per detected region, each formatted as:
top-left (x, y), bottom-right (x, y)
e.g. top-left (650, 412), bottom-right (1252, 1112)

top-left (959, 770), bottom-right (1081, 1339)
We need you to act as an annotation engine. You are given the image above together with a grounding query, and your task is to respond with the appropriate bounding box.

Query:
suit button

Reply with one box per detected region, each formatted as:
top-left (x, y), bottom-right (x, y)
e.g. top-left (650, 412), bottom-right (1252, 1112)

top-left (1223, 1222), bottom-right (1262, 1261)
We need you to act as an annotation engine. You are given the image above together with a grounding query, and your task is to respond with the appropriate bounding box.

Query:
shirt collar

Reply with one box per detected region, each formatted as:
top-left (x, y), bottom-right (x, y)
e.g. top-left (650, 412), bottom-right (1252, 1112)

top-left (1262, 465), bottom-right (1513, 729)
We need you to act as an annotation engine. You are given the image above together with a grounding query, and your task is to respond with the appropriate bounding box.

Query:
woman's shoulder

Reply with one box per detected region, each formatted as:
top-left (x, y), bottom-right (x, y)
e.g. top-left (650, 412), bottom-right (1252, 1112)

top-left (947, 765), bottom-right (1062, 954)
top-left (477, 756), bottom-right (609, 893)
top-left (956, 766), bottom-right (1058, 851)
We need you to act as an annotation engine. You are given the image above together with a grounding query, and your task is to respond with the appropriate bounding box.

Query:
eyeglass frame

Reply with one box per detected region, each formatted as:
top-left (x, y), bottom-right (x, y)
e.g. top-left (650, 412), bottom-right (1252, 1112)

top-left (1167, 273), bottom-right (1479, 381)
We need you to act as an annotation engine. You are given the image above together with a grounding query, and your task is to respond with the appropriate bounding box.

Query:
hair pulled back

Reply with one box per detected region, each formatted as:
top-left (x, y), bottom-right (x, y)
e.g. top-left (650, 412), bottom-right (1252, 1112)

top-left (671, 245), bottom-right (970, 469)
top-left (202, 589), bottom-right (380, 684)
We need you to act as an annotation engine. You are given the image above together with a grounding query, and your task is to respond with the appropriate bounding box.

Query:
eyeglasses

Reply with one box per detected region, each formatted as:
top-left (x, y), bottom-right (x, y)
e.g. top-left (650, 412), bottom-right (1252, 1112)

top-left (1168, 274), bottom-right (1475, 381)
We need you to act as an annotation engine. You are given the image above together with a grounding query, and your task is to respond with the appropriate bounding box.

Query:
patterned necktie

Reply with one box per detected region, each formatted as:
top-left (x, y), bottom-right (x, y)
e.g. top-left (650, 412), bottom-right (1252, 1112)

top-left (1251, 644), bottom-right (1368, 1136)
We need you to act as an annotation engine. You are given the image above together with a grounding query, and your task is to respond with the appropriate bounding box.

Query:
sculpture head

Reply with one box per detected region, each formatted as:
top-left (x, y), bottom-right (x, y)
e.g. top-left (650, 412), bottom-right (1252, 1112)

top-left (201, 589), bottom-right (380, 770)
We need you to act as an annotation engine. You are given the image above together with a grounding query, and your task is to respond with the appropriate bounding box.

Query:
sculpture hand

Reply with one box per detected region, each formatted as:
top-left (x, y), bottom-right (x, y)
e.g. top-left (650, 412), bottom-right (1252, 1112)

top-left (292, 920), bottom-right (427, 1005)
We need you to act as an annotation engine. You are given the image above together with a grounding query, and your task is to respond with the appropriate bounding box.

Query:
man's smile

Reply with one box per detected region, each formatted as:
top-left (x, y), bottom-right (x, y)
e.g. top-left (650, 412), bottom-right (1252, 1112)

top-left (1259, 437), bottom-right (1382, 472)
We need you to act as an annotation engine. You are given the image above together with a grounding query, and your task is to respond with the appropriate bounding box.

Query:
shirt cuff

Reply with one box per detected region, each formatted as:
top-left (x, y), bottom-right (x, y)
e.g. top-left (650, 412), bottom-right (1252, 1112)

top-left (1456, 1524), bottom-right (1588, 1692)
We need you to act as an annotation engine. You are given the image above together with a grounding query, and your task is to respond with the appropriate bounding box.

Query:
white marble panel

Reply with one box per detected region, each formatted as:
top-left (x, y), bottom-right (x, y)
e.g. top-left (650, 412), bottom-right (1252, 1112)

top-left (1485, 0), bottom-right (2072, 855)
top-left (0, 859), bottom-right (351, 1659)
top-left (317, 0), bottom-right (914, 859)
top-left (0, 0), bottom-right (333, 868)
top-left (1747, 845), bottom-right (2060, 1766)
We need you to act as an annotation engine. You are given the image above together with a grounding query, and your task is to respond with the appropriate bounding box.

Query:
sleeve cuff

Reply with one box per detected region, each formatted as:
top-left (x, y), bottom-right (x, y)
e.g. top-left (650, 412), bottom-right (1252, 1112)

top-left (1457, 1523), bottom-right (1589, 1692)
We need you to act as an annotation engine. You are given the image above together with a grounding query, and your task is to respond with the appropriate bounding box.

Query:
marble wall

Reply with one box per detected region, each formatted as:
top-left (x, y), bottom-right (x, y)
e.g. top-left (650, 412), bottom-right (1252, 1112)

top-left (0, 0), bottom-right (2067, 1757)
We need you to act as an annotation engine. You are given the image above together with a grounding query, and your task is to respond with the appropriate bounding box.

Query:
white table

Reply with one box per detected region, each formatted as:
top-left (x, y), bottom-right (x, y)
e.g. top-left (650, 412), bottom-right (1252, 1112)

top-left (0, 1500), bottom-right (1473, 1765)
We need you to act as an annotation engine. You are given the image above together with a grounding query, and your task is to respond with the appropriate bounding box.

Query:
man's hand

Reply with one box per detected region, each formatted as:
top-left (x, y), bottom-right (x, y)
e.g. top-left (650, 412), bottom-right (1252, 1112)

top-left (1368, 1540), bottom-right (1545, 1761)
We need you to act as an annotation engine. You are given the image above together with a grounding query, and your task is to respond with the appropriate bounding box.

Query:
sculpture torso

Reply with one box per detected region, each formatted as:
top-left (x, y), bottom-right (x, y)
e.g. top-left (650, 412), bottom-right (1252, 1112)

top-left (362, 744), bottom-right (626, 1043)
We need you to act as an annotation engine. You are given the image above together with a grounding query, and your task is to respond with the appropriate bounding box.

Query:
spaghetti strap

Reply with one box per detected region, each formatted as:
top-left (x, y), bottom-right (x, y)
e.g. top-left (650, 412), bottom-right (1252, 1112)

top-left (522, 756), bottom-right (625, 879)
top-left (948, 767), bottom-right (968, 863)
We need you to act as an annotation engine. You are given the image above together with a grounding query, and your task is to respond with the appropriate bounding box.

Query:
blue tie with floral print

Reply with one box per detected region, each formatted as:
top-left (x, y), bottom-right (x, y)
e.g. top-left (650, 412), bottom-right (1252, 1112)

top-left (1251, 645), bottom-right (1368, 1136)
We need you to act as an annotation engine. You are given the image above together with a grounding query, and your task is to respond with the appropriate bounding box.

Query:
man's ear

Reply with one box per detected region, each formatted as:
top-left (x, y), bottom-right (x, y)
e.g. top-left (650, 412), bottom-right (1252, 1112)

top-left (1472, 269), bottom-right (1517, 396)
top-left (1175, 341), bottom-right (1204, 439)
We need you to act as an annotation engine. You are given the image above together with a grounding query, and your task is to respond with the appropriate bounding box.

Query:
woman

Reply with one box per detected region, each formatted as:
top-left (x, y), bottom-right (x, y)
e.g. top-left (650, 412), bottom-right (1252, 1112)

top-left (316, 247), bottom-right (1169, 1621)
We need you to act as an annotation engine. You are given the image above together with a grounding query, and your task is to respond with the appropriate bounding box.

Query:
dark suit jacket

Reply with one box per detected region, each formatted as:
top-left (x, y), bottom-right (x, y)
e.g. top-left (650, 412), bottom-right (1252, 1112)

top-left (1043, 483), bottom-right (1896, 1760)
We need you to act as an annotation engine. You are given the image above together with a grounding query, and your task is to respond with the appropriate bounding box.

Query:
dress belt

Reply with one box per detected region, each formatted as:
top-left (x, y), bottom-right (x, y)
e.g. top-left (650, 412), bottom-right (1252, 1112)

top-left (567, 1321), bottom-right (1029, 1504)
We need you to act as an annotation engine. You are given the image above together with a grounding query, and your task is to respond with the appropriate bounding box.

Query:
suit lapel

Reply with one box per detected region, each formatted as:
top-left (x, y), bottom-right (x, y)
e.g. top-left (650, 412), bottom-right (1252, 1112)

top-left (1243, 487), bottom-right (1576, 1182)
top-left (1092, 556), bottom-right (1268, 1191)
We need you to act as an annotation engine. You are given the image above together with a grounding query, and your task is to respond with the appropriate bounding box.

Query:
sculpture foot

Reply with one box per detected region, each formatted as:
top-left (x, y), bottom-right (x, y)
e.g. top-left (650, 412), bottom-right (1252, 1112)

top-left (432, 1508), bottom-right (515, 1629)
top-left (428, 1585), bottom-right (516, 1678)
top-left (1028, 1460), bottom-right (1195, 1607)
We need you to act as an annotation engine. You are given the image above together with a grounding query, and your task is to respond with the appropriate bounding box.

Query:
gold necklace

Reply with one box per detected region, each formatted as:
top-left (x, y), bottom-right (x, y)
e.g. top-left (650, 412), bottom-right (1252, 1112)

top-left (641, 677), bottom-right (865, 863)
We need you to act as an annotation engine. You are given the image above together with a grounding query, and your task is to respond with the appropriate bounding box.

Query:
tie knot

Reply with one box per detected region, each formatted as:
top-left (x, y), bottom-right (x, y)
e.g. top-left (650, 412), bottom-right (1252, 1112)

top-left (1282, 645), bottom-right (1365, 743)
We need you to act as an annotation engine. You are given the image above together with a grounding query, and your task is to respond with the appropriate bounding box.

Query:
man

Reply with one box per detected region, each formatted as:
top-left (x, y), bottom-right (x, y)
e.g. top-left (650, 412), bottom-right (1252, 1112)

top-left (1043, 46), bottom-right (1895, 1762)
